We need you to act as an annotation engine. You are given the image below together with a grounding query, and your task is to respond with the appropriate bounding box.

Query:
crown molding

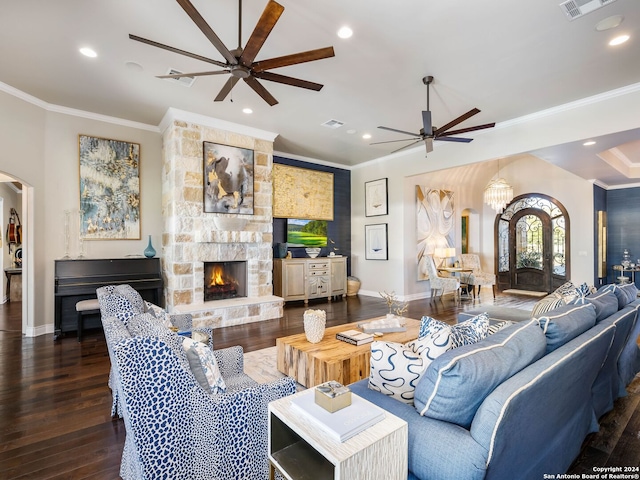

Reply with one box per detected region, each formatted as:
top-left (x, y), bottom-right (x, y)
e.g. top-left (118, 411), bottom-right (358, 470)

top-left (0, 81), bottom-right (158, 132)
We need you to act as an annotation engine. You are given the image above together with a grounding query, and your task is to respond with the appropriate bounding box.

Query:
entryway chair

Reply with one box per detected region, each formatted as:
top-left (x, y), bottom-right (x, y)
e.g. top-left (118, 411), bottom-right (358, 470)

top-left (425, 254), bottom-right (460, 301)
top-left (459, 253), bottom-right (496, 298)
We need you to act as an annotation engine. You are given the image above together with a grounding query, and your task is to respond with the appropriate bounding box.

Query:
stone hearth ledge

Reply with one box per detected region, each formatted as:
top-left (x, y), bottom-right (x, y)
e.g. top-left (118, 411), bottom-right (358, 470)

top-left (173, 295), bottom-right (284, 329)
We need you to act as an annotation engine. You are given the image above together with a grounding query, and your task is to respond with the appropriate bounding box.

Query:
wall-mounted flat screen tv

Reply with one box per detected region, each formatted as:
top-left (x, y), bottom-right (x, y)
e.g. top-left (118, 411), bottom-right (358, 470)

top-left (287, 219), bottom-right (327, 247)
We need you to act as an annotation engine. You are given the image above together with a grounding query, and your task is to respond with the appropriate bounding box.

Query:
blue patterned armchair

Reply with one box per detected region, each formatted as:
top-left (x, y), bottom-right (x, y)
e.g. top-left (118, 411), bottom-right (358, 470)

top-left (102, 315), bottom-right (296, 480)
top-left (97, 284), bottom-right (213, 417)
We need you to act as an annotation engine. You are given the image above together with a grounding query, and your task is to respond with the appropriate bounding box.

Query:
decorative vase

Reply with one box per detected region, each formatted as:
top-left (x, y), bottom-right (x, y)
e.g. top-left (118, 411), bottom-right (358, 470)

top-left (273, 243), bottom-right (288, 259)
top-left (144, 235), bottom-right (156, 258)
top-left (303, 309), bottom-right (326, 343)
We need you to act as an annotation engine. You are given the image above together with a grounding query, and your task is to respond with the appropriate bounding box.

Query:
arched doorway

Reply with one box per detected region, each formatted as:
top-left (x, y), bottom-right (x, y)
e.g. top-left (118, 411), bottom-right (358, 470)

top-left (495, 193), bottom-right (570, 293)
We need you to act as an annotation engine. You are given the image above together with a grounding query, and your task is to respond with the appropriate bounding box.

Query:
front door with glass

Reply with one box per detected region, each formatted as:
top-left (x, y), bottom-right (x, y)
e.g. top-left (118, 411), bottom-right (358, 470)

top-left (496, 194), bottom-right (569, 293)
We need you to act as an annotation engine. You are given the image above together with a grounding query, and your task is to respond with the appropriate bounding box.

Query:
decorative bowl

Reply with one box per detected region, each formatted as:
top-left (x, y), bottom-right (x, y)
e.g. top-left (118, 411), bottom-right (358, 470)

top-left (305, 247), bottom-right (322, 258)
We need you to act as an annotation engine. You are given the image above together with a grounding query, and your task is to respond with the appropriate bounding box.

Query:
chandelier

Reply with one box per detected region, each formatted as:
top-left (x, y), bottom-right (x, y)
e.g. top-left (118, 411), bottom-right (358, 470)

top-left (484, 159), bottom-right (513, 213)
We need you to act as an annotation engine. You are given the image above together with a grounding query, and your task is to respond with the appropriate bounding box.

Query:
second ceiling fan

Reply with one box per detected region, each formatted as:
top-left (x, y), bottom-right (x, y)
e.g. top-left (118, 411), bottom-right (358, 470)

top-left (372, 76), bottom-right (496, 155)
top-left (130, 0), bottom-right (335, 106)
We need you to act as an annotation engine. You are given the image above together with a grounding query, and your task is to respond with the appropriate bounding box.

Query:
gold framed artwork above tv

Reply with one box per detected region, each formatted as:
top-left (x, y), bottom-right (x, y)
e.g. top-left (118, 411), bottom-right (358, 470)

top-left (272, 164), bottom-right (334, 220)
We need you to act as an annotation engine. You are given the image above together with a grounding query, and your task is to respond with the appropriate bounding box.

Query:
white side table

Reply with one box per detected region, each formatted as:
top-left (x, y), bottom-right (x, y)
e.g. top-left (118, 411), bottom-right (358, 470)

top-left (269, 389), bottom-right (408, 480)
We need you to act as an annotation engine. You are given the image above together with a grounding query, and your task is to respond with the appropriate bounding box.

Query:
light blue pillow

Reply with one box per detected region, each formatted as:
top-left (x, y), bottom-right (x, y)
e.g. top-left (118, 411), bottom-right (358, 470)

top-left (537, 302), bottom-right (597, 353)
top-left (599, 283), bottom-right (638, 309)
top-left (575, 290), bottom-right (619, 321)
top-left (414, 319), bottom-right (547, 428)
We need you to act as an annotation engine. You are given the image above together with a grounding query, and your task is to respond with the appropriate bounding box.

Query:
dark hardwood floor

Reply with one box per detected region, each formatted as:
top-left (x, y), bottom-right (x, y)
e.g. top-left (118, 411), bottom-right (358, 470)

top-left (0, 292), bottom-right (638, 478)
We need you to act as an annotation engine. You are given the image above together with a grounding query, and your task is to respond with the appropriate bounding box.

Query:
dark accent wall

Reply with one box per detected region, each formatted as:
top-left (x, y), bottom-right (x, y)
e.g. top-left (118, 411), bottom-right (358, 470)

top-left (273, 156), bottom-right (352, 275)
top-left (604, 186), bottom-right (640, 286)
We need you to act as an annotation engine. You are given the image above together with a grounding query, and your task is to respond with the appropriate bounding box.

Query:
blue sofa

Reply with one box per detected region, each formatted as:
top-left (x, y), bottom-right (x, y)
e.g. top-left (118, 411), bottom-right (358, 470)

top-left (351, 286), bottom-right (640, 480)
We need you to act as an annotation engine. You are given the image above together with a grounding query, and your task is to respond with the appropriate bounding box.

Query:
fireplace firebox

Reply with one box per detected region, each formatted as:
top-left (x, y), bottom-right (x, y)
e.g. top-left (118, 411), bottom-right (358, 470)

top-left (204, 261), bottom-right (247, 301)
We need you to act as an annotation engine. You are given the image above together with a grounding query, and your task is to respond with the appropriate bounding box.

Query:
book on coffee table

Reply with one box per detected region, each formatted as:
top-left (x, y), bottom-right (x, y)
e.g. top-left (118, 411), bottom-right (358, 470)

top-left (336, 329), bottom-right (374, 346)
top-left (290, 389), bottom-right (385, 442)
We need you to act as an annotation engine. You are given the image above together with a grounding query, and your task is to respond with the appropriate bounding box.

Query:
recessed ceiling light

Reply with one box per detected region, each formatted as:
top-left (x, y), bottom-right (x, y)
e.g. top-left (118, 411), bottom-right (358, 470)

top-left (595, 15), bottom-right (624, 31)
top-left (362, 133), bottom-right (371, 140)
top-left (242, 108), bottom-right (253, 114)
top-left (337, 26), bottom-right (353, 39)
top-left (609, 34), bottom-right (630, 46)
top-left (583, 140), bottom-right (596, 146)
top-left (79, 47), bottom-right (97, 58)
top-left (346, 129), bottom-right (356, 134)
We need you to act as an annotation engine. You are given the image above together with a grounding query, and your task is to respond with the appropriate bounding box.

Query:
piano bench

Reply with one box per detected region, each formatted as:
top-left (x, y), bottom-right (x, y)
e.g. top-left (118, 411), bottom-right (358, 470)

top-left (76, 299), bottom-right (100, 342)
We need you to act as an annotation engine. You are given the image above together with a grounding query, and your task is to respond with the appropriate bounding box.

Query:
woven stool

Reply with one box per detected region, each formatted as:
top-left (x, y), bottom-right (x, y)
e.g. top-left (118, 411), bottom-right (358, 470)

top-left (75, 298), bottom-right (100, 342)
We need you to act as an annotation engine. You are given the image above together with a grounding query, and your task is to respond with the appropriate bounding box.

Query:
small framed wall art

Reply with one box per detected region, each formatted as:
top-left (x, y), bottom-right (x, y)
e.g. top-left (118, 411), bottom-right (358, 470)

top-left (79, 135), bottom-right (141, 240)
top-left (365, 223), bottom-right (388, 260)
top-left (203, 142), bottom-right (254, 214)
top-left (365, 178), bottom-right (388, 217)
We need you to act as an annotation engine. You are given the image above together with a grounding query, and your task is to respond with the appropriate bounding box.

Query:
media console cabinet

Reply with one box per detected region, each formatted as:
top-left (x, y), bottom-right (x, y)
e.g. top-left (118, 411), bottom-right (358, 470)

top-left (273, 257), bottom-right (347, 304)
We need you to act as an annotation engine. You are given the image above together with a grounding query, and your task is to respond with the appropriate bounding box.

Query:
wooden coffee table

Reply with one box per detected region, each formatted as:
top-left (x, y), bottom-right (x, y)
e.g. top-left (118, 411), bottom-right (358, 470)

top-left (276, 317), bottom-right (421, 388)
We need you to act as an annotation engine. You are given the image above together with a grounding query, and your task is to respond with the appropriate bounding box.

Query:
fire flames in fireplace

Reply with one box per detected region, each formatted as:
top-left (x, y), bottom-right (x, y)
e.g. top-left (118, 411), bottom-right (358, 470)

top-left (204, 262), bottom-right (246, 301)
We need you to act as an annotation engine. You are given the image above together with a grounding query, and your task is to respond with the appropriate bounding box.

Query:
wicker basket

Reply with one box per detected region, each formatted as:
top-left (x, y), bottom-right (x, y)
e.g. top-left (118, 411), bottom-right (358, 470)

top-left (347, 278), bottom-right (361, 296)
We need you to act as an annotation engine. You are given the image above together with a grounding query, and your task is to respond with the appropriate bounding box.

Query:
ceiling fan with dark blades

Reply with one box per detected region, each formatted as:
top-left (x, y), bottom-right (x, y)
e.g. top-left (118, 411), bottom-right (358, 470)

top-left (130, 0), bottom-right (335, 106)
top-left (371, 76), bottom-right (496, 154)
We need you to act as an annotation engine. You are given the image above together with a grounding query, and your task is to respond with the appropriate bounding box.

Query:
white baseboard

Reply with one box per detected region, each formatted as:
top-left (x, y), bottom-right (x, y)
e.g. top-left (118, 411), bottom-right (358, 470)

top-left (358, 289), bottom-right (431, 302)
top-left (25, 323), bottom-right (55, 337)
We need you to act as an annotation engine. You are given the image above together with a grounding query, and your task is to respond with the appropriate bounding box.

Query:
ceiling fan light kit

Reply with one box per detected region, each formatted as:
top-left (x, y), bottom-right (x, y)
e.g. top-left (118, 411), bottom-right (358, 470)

top-left (131, 0), bottom-right (335, 106)
top-left (371, 75), bottom-right (496, 155)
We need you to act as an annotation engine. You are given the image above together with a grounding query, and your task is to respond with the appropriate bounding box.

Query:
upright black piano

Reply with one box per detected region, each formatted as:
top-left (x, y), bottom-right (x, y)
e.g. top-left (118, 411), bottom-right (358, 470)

top-left (54, 258), bottom-right (163, 339)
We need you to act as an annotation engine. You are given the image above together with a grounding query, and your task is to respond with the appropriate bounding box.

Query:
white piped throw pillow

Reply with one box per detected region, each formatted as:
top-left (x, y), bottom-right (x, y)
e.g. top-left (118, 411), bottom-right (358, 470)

top-left (182, 338), bottom-right (226, 394)
top-left (414, 319), bottom-right (547, 428)
top-left (368, 326), bottom-right (452, 405)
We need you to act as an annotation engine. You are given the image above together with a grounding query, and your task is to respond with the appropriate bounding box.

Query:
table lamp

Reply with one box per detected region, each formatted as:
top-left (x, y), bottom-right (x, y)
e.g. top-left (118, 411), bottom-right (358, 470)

top-left (434, 247), bottom-right (456, 268)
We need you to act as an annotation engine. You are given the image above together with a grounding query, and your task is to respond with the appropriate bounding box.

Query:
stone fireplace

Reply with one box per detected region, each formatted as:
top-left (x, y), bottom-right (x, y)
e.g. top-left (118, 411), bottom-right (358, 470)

top-left (160, 108), bottom-right (283, 329)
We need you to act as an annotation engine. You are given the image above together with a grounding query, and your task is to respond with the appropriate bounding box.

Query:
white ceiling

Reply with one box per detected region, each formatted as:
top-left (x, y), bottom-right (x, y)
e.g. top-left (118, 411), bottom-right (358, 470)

top-left (1, 0), bottom-right (640, 184)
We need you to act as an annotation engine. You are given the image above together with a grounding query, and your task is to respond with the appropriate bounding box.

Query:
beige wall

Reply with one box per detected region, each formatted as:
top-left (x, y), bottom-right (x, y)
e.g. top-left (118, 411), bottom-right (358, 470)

top-left (0, 89), bottom-right (162, 334)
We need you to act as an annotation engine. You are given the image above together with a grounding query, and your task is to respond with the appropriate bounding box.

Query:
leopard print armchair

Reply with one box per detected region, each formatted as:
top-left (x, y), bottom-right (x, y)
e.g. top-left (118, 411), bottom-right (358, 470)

top-left (110, 331), bottom-right (296, 480)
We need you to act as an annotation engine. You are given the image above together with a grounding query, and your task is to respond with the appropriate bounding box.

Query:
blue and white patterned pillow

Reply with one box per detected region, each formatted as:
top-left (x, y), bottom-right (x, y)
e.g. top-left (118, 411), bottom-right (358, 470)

top-left (530, 294), bottom-right (565, 318)
top-left (487, 320), bottom-right (514, 335)
top-left (418, 314), bottom-right (489, 348)
top-left (450, 313), bottom-right (489, 347)
top-left (182, 338), bottom-right (226, 394)
top-left (418, 315), bottom-right (450, 339)
top-left (368, 326), bottom-right (452, 405)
